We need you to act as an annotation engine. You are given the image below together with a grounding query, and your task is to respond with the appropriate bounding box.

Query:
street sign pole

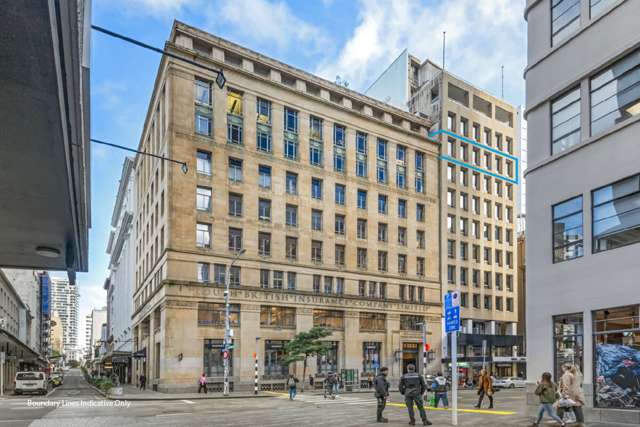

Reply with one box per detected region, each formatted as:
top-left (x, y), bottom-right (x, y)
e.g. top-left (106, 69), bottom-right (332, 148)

top-left (482, 339), bottom-right (487, 371)
top-left (452, 331), bottom-right (458, 426)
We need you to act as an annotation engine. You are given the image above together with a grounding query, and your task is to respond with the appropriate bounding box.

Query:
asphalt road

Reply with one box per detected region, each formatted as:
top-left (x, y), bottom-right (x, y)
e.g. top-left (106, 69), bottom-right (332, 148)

top-left (0, 372), bottom-right (627, 426)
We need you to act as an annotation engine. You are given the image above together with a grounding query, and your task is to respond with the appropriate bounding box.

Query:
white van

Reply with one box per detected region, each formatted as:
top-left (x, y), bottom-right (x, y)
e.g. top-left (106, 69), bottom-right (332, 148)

top-left (14, 371), bottom-right (48, 395)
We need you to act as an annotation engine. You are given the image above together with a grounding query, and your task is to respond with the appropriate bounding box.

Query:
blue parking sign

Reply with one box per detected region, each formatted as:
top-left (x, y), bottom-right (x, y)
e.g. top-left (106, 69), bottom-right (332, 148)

top-left (445, 306), bottom-right (460, 333)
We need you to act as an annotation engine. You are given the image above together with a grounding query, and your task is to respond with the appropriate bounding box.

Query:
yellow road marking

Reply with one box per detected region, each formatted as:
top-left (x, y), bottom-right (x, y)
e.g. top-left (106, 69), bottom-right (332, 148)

top-left (264, 392), bottom-right (514, 415)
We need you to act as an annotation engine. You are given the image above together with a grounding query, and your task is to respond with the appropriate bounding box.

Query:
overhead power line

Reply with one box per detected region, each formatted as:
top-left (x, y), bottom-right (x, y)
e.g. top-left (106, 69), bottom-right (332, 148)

top-left (91, 24), bottom-right (227, 89)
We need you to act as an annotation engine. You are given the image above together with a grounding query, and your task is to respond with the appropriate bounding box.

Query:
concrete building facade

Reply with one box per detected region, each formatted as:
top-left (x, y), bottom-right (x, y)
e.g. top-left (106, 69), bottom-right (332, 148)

top-left (131, 21), bottom-right (441, 393)
top-left (50, 278), bottom-right (79, 358)
top-left (104, 157), bottom-right (137, 383)
top-left (2, 269), bottom-right (42, 355)
top-left (525, 0), bottom-right (640, 423)
top-left (367, 52), bottom-right (523, 379)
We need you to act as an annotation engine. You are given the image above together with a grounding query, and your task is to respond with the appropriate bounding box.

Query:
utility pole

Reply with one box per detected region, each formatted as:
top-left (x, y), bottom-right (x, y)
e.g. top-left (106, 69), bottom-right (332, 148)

top-left (417, 322), bottom-right (428, 378)
top-left (254, 337), bottom-right (260, 395)
top-left (223, 249), bottom-right (245, 396)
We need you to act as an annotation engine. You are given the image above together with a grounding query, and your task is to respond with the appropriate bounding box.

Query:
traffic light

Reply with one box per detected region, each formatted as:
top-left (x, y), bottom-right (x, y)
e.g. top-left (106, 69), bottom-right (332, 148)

top-left (424, 343), bottom-right (431, 352)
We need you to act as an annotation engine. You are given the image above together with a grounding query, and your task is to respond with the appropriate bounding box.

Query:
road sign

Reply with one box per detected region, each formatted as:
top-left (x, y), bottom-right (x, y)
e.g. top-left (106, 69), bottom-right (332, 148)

top-left (444, 291), bottom-right (460, 310)
top-left (445, 306), bottom-right (460, 333)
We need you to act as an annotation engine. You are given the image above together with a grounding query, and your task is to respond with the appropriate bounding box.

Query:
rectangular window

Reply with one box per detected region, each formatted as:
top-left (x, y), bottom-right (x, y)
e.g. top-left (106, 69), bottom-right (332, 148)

top-left (377, 138), bottom-right (388, 184)
top-left (590, 0), bottom-right (616, 17)
top-left (377, 251), bottom-right (387, 272)
top-left (196, 150), bottom-right (212, 175)
top-left (336, 277), bottom-right (344, 295)
top-left (378, 194), bottom-right (388, 214)
top-left (591, 49), bottom-right (640, 135)
top-left (335, 244), bottom-right (345, 266)
top-left (311, 240), bottom-right (323, 263)
top-left (261, 306), bottom-right (296, 328)
top-left (313, 275), bottom-right (321, 294)
top-left (197, 262), bottom-right (209, 283)
top-left (417, 230), bottom-right (425, 249)
top-left (196, 223), bottom-right (211, 248)
top-left (592, 173), bottom-right (640, 252)
top-left (323, 276), bottom-right (333, 294)
top-left (258, 165), bottom-right (272, 188)
top-left (378, 222), bottom-right (388, 242)
top-left (356, 132), bottom-right (368, 177)
top-left (552, 87), bottom-right (581, 154)
top-left (258, 198), bottom-right (271, 221)
top-left (397, 254), bottom-right (407, 274)
top-left (368, 281), bottom-right (377, 299)
top-left (313, 310), bottom-right (344, 330)
top-left (310, 139), bottom-right (323, 166)
top-left (334, 124), bottom-right (346, 172)
top-left (284, 107), bottom-right (298, 132)
top-left (415, 151), bottom-right (425, 193)
top-left (286, 236), bottom-right (297, 260)
top-left (287, 272), bottom-right (296, 290)
top-left (260, 269), bottom-right (270, 288)
top-left (196, 186), bottom-right (212, 211)
top-left (398, 199), bottom-right (407, 218)
top-left (357, 189), bottom-right (367, 209)
top-left (553, 313), bottom-right (583, 382)
top-left (553, 196), bottom-right (584, 262)
top-left (447, 265), bottom-right (455, 284)
top-left (400, 315), bottom-right (424, 331)
top-left (335, 184), bottom-right (346, 205)
top-left (551, 0), bottom-right (580, 46)
top-left (362, 342), bottom-right (382, 373)
top-left (311, 209), bottom-right (323, 231)
top-left (264, 340), bottom-right (289, 378)
top-left (284, 134), bottom-right (298, 160)
top-left (317, 341), bottom-right (339, 374)
top-left (396, 145), bottom-right (407, 188)
top-left (213, 264), bottom-right (226, 285)
top-left (202, 340), bottom-right (232, 377)
top-left (285, 204), bottom-right (298, 227)
top-left (229, 265), bottom-right (241, 286)
top-left (195, 79), bottom-right (212, 136)
top-left (358, 280), bottom-right (366, 297)
top-left (199, 303), bottom-right (239, 327)
top-left (593, 305), bottom-right (640, 408)
top-left (257, 97), bottom-right (272, 124)
top-left (398, 226), bottom-right (407, 246)
top-left (257, 127), bottom-right (272, 153)
top-left (227, 91), bottom-right (243, 145)
top-left (229, 193), bottom-right (243, 217)
top-left (416, 203), bottom-right (425, 222)
top-left (335, 214), bottom-right (346, 235)
top-left (258, 232), bottom-right (271, 256)
top-left (228, 228), bottom-right (243, 252)
top-left (228, 157), bottom-right (243, 183)
top-left (357, 218), bottom-right (367, 239)
top-left (360, 313), bottom-right (386, 332)
top-left (312, 178), bottom-right (323, 200)
top-left (286, 172), bottom-right (298, 195)
top-left (416, 257), bottom-right (425, 277)
top-left (357, 248), bottom-right (367, 269)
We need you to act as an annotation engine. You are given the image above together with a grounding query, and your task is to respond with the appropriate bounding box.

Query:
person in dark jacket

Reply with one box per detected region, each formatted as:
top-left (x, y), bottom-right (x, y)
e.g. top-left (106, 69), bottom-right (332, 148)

top-left (399, 364), bottom-right (432, 426)
top-left (374, 367), bottom-right (390, 423)
top-left (139, 373), bottom-right (146, 390)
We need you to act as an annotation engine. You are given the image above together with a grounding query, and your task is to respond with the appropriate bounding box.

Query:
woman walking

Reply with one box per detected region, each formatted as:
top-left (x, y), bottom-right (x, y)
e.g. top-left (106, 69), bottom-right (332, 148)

top-left (558, 364), bottom-right (585, 426)
top-left (530, 372), bottom-right (565, 427)
top-left (474, 369), bottom-right (494, 409)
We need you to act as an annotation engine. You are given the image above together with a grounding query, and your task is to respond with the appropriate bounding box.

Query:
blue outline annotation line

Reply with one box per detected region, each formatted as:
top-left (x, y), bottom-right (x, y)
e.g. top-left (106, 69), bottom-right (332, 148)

top-left (428, 129), bottom-right (519, 185)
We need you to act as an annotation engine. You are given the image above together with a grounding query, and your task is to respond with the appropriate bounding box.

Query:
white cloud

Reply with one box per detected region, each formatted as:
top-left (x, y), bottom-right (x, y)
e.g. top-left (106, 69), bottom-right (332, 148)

top-left (316, 0), bottom-right (526, 105)
top-left (210, 0), bottom-right (332, 55)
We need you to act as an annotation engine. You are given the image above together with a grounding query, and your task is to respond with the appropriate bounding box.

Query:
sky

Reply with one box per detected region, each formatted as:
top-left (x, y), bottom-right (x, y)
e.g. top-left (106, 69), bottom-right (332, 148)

top-left (63, 0), bottom-right (527, 350)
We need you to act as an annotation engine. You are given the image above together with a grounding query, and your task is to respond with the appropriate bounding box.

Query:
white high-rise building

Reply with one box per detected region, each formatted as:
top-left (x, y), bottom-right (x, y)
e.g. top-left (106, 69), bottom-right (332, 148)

top-left (50, 278), bottom-right (79, 357)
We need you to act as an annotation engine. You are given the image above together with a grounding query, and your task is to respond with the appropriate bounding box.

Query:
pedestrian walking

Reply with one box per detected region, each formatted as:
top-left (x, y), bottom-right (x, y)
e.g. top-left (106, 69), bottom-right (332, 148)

top-left (399, 364), bottom-right (432, 426)
top-left (324, 372), bottom-right (336, 399)
top-left (558, 364), bottom-right (585, 426)
top-left (530, 372), bottom-right (566, 427)
top-left (198, 373), bottom-right (208, 394)
top-left (139, 373), bottom-right (146, 391)
top-left (287, 374), bottom-right (299, 400)
top-left (309, 375), bottom-right (314, 388)
top-left (374, 367), bottom-right (390, 423)
top-left (474, 369), bottom-right (494, 409)
top-left (368, 372), bottom-right (374, 389)
top-left (431, 373), bottom-right (449, 409)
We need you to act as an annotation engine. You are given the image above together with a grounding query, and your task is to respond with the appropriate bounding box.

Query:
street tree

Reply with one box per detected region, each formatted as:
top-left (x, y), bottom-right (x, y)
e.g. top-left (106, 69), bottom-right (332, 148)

top-left (283, 326), bottom-right (332, 392)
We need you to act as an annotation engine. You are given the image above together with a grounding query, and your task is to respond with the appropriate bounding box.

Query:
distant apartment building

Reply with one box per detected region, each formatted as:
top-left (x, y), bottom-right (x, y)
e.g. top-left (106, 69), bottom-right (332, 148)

top-left (84, 313), bottom-right (92, 361)
top-left (131, 21), bottom-right (441, 392)
top-left (2, 269), bottom-right (43, 356)
top-left (367, 51), bottom-right (523, 378)
top-left (525, 0), bottom-right (640, 423)
top-left (104, 157), bottom-right (136, 383)
top-left (50, 278), bottom-right (79, 357)
top-left (88, 307), bottom-right (107, 360)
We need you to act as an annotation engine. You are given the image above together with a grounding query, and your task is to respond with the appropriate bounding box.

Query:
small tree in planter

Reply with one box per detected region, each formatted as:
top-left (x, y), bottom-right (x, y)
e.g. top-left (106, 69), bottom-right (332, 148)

top-left (283, 326), bottom-right (332, 392)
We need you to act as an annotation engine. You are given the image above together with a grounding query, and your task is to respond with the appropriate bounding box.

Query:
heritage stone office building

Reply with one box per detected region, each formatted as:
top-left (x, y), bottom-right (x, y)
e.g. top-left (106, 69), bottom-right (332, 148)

top-left (130, 21), bottom-right (443, 392)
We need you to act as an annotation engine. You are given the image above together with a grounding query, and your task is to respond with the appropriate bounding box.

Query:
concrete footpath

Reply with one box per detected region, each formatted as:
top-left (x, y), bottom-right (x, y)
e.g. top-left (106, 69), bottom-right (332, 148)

top-left (104, 384), bottom-right (377, 401)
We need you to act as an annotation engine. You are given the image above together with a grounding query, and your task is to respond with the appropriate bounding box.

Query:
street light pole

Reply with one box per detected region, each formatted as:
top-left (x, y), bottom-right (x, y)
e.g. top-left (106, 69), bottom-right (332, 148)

top-left (224, 249), bottom-right (245, 396)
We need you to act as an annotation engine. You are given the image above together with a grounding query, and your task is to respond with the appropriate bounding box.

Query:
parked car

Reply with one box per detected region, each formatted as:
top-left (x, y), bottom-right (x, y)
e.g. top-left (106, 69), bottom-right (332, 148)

top-left (14, 372), bottom-right (48, 395)
top-left (493, 377), bottom-right (526, 389)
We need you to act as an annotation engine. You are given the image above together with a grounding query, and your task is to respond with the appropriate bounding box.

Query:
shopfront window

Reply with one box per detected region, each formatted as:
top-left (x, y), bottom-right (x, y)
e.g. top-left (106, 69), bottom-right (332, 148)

top-left (317, 341), bottom-right (339, 374)
top-left (553, 313), bottom-right (583, 381)
top-left (203, 339), bottom-right (232, 377)
top-left (313, 309), bottom-right (344, 330)
top-left (264, 340), bottom-right (289, 378)
top-left (362, 342), bottom-right (382, 374)
top-left (593, 305), bottom-right (640, 409)
top-left (260, 306), bottom-right (295, 328)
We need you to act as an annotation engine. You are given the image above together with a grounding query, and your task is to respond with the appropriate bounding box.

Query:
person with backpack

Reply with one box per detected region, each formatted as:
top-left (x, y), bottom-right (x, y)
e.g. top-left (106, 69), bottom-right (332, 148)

top-left (399, 364), bottom-right (432, 426)
top-left (431, 373), bottom-right (449, 409)
top-left (287, 374), bottom-right (299, 400)
top-left (198, 373), bottom-right (208, 393)
top-left (530, 372), bottom-right (566, 427)
top-left (373, 367), bottom-right (390, 423)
